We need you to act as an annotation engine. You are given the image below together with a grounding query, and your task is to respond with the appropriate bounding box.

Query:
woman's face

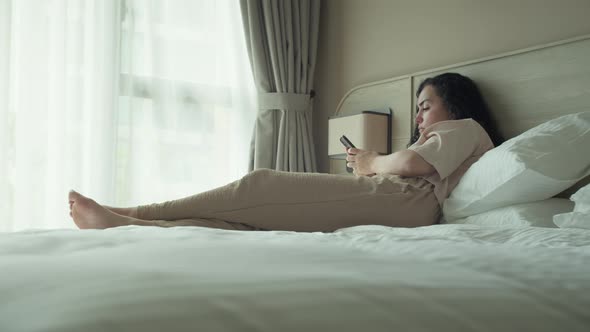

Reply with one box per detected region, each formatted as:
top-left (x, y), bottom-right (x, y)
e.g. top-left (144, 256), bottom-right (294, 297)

top-left (415, 85), bottom-right (452, 134)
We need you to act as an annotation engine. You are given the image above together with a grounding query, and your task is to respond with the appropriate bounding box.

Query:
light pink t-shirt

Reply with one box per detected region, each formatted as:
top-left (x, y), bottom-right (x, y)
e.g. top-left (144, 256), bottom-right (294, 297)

top-left (408, 119), bottom-right (494, 206)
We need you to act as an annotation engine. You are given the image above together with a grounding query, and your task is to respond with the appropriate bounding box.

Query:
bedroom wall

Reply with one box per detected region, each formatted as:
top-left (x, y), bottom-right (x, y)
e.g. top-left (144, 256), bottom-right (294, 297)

top-left (312, 0), bottom-right (590, 173)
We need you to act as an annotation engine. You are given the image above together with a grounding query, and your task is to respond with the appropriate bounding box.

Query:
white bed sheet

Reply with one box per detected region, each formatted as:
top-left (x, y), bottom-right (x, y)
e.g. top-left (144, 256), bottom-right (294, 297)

top-left (0, 223), bottom-right (589, 332)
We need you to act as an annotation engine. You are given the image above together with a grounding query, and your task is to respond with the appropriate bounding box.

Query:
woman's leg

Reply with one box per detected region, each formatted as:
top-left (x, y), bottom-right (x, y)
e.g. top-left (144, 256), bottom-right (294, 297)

top-left (69, 191), bottom-right (258, 230)
top-left (133, 168), bottom-right (440, 232)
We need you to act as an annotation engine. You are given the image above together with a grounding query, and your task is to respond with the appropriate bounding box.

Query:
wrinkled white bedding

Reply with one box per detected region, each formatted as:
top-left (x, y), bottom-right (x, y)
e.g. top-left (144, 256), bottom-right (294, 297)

top-left (1, 224), bottom-right (589, 332)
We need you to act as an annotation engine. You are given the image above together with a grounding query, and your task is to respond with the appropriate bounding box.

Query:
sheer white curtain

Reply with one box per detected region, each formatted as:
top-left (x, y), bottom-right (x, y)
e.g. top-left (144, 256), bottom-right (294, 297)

top-left (117, 0), bottom-right (256, 206)
top-left (0, 0), bottom-right (256, 232)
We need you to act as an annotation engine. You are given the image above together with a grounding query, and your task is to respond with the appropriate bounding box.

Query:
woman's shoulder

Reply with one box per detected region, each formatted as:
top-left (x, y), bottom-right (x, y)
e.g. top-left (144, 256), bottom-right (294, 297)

top-left (440, 119), bottom-right (494, 149)
top-left (424, 118), bottom-right (479, 132)
top-left (424, 119), bottom-right (494, 149)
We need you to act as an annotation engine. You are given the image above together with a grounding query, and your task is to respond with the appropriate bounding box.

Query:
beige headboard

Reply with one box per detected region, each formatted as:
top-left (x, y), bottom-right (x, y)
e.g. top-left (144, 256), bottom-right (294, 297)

top-left (335, 34), bottom-right (590, 151)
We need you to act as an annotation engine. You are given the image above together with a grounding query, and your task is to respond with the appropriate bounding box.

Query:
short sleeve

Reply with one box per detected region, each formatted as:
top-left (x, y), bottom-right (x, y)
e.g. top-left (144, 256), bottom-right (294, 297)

top-left (408, 120), bottom-right (480, 180)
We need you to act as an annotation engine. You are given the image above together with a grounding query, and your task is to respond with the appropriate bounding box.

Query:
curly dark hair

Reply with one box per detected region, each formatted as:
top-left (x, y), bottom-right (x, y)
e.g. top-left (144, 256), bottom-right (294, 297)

top-left (408, 72), bottom-right (504, 147)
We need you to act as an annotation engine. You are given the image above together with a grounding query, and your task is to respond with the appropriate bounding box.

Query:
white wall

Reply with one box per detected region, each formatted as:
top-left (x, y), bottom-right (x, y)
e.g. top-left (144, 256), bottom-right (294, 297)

top-left (313, 0), bottom-right (590, 173)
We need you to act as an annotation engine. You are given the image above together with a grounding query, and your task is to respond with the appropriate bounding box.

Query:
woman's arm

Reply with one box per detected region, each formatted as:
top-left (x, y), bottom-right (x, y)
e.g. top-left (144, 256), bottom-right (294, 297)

top-left (346, 148), bottom-right (435, 177)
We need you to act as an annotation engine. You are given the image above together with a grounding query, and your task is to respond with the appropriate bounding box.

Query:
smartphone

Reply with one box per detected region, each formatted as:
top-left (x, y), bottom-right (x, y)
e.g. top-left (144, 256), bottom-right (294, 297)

top-left (339, 135), bottom-right (356, 149)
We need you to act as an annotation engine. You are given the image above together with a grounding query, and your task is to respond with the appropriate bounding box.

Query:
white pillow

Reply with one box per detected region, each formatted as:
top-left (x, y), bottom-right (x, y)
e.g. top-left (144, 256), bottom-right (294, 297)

top-left (553, 183), bottom-right (590, 229)
top-left (443, 111), bottom-right (590, 221)
top-left (444, 198), bottom-right (574, 228)
top-left (553, 212), bottom-right (590, 229)
top-left (571, 183), bottom-right (590, 213)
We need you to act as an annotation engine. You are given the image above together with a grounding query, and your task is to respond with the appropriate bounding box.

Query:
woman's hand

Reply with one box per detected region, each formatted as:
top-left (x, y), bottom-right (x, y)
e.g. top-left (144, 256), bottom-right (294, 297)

top-left (346, 148), bottom-right (379, 176)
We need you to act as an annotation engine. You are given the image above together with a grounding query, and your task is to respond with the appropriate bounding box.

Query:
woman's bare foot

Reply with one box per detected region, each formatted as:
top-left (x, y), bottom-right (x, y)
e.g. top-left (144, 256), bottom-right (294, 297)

top-left (68, 191), bottom-right (137, 229)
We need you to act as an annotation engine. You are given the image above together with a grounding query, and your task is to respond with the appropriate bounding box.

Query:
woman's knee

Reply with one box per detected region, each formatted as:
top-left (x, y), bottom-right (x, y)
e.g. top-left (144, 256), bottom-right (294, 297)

top-left (239, 169), bottom-right (279, 186)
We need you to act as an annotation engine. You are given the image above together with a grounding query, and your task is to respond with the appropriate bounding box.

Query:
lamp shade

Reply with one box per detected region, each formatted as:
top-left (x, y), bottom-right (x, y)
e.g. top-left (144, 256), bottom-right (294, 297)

top-left (328, 110), bottom-right (391, 159)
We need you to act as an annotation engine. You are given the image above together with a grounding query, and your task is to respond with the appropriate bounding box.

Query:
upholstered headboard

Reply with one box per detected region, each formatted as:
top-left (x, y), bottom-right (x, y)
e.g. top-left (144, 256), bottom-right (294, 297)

top-left (332, 35), bottom-right (590, 186)
top-left (332, 34), bottom-right (590, 193)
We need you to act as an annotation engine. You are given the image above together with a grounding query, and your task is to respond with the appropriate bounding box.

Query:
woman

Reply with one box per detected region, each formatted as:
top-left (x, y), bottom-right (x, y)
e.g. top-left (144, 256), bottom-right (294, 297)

top-left (69, 73), bottom-right (503, 232)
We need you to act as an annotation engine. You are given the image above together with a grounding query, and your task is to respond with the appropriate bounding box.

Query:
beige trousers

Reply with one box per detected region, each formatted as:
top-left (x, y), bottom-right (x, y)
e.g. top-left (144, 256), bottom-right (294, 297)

top-left (136, 169), bottom-right (441, 232)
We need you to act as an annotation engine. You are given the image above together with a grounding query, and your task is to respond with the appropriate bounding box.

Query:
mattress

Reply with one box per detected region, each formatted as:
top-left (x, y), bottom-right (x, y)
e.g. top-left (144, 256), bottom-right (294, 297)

top-left (0, 223), bottom-right (589, 332)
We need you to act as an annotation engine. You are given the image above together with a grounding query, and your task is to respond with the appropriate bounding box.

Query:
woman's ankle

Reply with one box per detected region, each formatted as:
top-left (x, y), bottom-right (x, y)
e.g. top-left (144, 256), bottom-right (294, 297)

top-left (107, 206), bottom-right (138, 218)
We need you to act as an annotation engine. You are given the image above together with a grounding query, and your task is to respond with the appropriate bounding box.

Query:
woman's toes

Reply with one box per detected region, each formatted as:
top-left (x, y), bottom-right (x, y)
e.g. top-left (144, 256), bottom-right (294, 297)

top-left (68, 190), bottom-right (80, 203)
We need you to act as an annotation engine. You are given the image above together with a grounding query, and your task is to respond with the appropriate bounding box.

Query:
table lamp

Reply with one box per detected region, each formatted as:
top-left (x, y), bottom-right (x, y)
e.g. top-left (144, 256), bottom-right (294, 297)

top-left (328, 108), bottom-right (392, 172)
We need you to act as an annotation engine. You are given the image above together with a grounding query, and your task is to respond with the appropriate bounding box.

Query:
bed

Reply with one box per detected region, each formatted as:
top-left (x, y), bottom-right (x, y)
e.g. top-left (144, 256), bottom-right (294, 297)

top-left (2, 35), bottom-right (590, 331)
